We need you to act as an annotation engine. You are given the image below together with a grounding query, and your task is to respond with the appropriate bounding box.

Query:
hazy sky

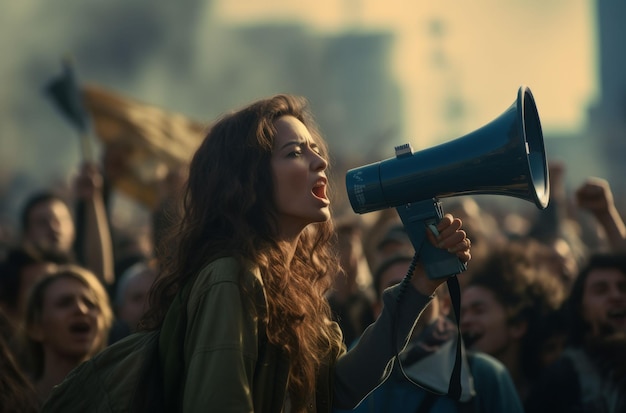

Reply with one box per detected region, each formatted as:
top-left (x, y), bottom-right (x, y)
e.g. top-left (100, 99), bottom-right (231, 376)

top-left (0, 0), bottom-right (599, 221)
top-left (215, 0), bottom-right (598, 147)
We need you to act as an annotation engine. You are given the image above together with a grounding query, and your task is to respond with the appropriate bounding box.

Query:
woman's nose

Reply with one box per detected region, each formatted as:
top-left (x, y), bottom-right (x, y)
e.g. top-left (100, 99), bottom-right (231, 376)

top-left (311, 151), bottom-right (328, 171)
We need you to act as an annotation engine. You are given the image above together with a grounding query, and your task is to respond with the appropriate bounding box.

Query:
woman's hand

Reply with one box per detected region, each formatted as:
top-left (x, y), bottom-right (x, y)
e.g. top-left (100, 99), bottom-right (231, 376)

top-left (410, 213), bottom-right (471, 296)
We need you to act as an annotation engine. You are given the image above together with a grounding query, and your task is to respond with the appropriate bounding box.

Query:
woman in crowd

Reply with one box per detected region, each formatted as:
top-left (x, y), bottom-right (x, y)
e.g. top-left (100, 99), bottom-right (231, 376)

top-left (140, 94), bottom-right (472, 412)
top-left (22, 264), bottom-right (113, 402)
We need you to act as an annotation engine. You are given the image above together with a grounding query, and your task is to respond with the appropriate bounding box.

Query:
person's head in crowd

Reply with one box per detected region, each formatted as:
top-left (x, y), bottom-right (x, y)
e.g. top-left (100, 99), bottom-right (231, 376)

top-left (444, 197), bottom-right (503, 266)
top-left (327, 215), bottom-right (376, 346)
top-left (0, 247), bottom-right (58, 329)
top-left (114, 261), bottom-right (157, 332)
top-left (523, 236), bottom-right (581, 294)
top-left (376, 224), bottom-right (412, 258)
top-left (372, 253), bottom-right (414, 315)
top-left (373, 251), bottom-right (451, 326)
top-left (369, 222), bottom-right (414, 278)
top-left (332, 215), bottom-right (373, 293)
top-left (361, 208), bottom-right (406, 272)
top-left (460, 242), bottom-right (566, 401)
top-left (564, 252), bottom-right (626, 346)
top-left (22, 264), bottom-right (113, 400)
top-left (19, 192), bottom-right (75, 262)
top-left (524, 251), bottom-right (626, 413)
top-left (112, 227), bottom-right (154, 280)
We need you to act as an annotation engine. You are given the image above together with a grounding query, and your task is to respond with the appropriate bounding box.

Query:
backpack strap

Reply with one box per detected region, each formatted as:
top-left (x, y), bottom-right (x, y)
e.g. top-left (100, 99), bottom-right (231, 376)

top-left (160, 280), bottom-right (195, 412)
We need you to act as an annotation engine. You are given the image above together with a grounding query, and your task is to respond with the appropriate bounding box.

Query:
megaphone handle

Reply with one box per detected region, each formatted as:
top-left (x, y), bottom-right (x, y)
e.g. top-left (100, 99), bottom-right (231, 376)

top-left (396, 199), bottom-right (468, 280)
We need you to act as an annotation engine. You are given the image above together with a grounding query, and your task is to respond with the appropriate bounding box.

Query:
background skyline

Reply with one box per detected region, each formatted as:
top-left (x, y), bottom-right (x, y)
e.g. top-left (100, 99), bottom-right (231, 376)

top-left (215, 0), bottom-right (598, 143)
top-left (0, 0), bottom-right (602, 226)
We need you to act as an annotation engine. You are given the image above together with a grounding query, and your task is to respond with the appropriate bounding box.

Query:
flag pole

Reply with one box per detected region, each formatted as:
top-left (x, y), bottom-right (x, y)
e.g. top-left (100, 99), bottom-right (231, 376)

top-left (45, 55), bottom-right (94, 162)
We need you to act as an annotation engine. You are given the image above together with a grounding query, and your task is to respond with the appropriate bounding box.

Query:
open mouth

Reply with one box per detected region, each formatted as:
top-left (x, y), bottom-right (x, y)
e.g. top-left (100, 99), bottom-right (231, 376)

top-left (607, 308), bottom-right (626, 323)
top-left (69, 321), bottom-right (92, 335)
top-left (312, 180), bottom-right (327, 200)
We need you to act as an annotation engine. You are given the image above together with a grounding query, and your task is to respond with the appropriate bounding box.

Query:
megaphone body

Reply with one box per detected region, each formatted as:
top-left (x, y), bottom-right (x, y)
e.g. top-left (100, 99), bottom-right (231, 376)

top-left (346, 86), bottom-right (549, 278)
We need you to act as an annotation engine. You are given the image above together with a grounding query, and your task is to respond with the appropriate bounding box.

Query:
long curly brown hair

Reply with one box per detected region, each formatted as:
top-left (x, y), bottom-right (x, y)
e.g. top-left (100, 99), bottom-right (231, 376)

top-left (141, 94), bottom-right (344, 407)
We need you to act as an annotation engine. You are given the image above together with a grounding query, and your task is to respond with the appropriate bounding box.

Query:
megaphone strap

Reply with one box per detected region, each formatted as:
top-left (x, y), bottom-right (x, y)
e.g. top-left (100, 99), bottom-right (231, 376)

top-left (446, 275), bottom-right (463, 400)
top-left (393, 254), bottom-right (465, 402)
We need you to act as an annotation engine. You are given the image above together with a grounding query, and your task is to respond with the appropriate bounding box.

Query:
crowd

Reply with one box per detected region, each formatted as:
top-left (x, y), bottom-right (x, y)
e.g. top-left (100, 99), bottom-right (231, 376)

top-left (0, 94), bottom-right (625, 412)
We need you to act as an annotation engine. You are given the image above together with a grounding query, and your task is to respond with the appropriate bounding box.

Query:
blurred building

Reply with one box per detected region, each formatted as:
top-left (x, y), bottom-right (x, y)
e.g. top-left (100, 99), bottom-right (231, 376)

top-left (540, 2), bottom-right (626, 208)
top-left (584, 1), bottom-right (626, 205)
top-left (206, 24), bottom-right (403, 165)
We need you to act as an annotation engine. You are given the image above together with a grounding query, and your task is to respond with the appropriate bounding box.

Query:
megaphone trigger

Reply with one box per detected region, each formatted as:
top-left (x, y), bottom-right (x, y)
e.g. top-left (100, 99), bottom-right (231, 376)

top-left (396, 199), bottom-right (468, 279)
top-left (426, 223), bottom-right (440, 237)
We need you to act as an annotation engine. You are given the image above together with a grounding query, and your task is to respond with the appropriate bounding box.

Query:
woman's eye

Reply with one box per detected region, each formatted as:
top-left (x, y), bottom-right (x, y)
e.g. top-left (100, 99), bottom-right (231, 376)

top-left (288, 150), bottom-right (302, 158)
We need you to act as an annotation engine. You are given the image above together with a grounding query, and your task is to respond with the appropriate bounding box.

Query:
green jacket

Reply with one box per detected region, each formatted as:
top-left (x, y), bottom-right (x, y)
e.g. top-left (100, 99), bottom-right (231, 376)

top-left (165, 257), bottom-right (433, 413)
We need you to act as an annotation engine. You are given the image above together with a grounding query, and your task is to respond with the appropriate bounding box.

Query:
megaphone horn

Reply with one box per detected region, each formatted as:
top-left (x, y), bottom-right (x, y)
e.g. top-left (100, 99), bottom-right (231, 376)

top-left (346, 86), bottom-right (550, 279)
top-left (346, 85), bottom-right (550, 215)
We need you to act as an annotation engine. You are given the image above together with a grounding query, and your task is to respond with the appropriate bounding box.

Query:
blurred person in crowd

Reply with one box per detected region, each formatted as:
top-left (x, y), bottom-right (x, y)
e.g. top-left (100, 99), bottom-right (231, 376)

top-left (138, 94), bottom-right (471, 411)
top-left (527, 161), bottom-right (588, 271)
top-left (327, 215), bottom-right (376, 347)
top-left (21, 264), bottom-right (113, 403)
top-left (362, 208), bottom-right (404, 271)
top-left (152, 166), bottom-right (187, 256)
top-left (522, 236), bottom-right (580, 295)
top-left (366, 220), bottom-right (415, 284)
top-left (108, 260), bottom-right (157, 343)
top-left (334, 253), bottom-right (523, 413)
top-left (575, 177), bottom-right (626, 253)
top-left (109, 226), bottom-right (154, 294)
top-left (20, 191), bottom-right (75, 263)
top-left (525, 252), bottom-right (626, 413)
top-left (17, 161), bottom-right (114, 286)
top-left (0, 307), bottom-right (40, 413)
top-left (0, 246), bottom-right (59, 331)
top-left (444, 197), bottom-right (504, 269)
top-left (375, 224), bottom-right (413, 259)
top-left (460, 242), bottom-right (566, 406)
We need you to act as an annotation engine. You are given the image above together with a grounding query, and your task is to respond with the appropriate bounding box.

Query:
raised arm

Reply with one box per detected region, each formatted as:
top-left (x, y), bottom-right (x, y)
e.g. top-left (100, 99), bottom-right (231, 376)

top-left (74, 162), bottom-right (115, 285)
top-left (575, 177), bottom-right (626, 252)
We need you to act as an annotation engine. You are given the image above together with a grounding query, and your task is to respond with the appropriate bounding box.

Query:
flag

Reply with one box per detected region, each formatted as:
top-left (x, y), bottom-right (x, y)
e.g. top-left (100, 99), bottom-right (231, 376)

top-left (45, 58), bottom-right (90, 133)
top-left (81, 84), bottom-right (207, 208)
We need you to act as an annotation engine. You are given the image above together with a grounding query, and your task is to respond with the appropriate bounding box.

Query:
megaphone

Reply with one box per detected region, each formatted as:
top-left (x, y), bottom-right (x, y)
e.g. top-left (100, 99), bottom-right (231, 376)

top-left (346, 85), bottom-right (549, 278)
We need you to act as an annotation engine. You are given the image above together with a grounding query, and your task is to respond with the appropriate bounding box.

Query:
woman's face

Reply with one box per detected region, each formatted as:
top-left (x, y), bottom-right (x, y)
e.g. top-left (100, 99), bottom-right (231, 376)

top-left (32, 277), bottom-right (106, 360)
top-left (271, 116), bottom-right (330, 238)
top-left (460, 285), bottom-right (523, 358)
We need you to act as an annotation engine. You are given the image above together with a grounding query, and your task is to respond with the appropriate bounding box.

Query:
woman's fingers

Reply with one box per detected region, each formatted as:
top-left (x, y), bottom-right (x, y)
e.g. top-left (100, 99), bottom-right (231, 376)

top-left (441, 231), bottom-right (468, 251)
top-left (423, 213), bottom-right (472, 263)
top-left (435, 215), bottom-right (462, 240)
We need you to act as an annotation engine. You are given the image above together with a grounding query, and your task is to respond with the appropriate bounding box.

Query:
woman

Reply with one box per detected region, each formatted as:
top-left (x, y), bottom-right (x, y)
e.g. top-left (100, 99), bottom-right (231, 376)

top-left (22, 264), bottom-right (113, 402)
top-left (141, 94), bottom-right (471, 412)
